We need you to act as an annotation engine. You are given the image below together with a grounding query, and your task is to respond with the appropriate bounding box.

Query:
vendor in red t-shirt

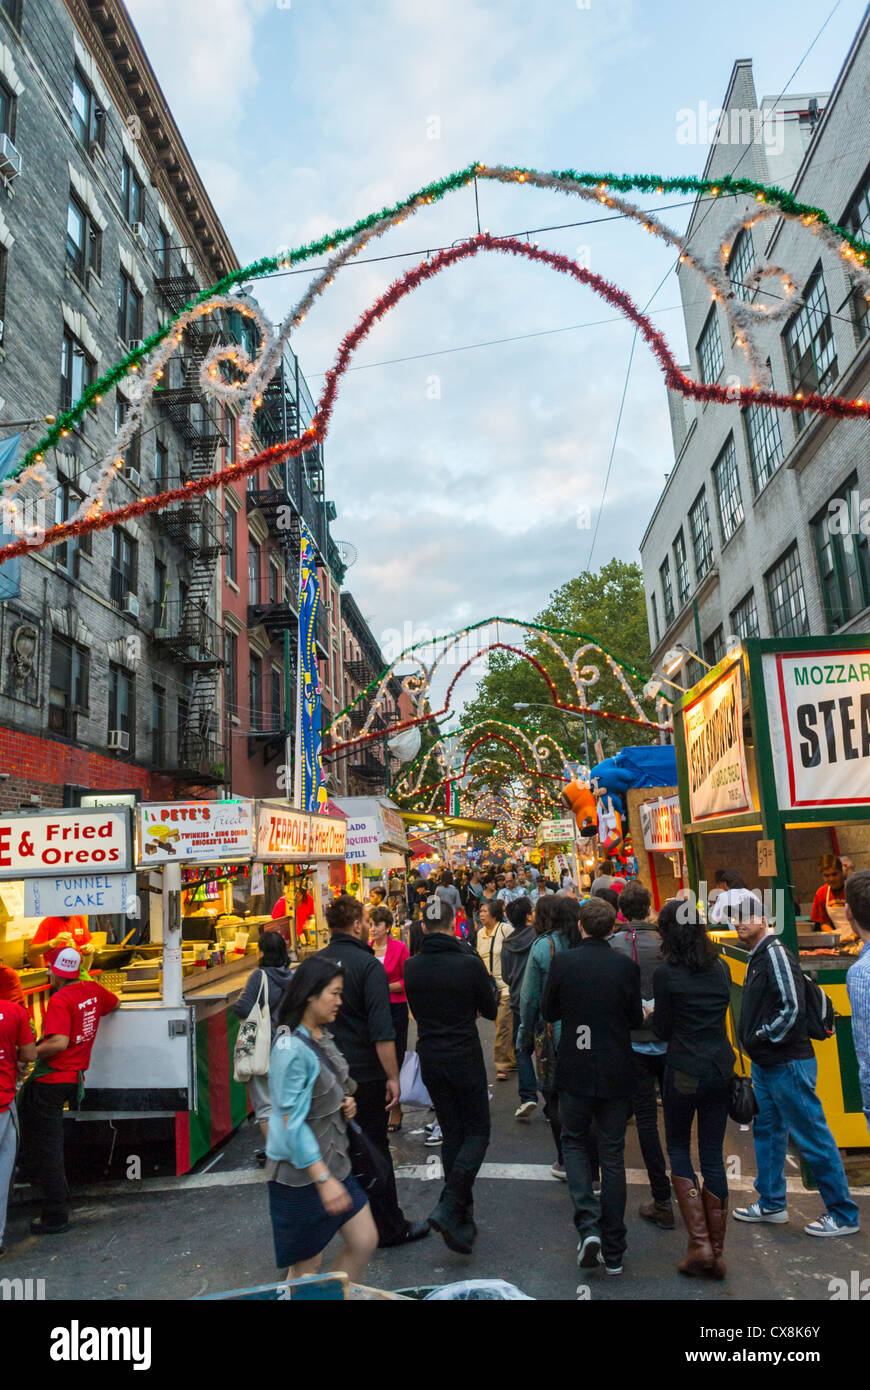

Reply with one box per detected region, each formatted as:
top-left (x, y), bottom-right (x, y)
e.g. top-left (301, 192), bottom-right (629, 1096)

top-left (0, 994), bottom-right (36, 1254)
top-left (26, 915), bottom-right (94, 969)
top-left (271, 881), bottom-right (315, 943)
top-left (0, 962), bottom-right (25, 1007)
top-left (18, 946), bottom-right (119, 1234)
top-left (810, 854), bottom-right (850, 934)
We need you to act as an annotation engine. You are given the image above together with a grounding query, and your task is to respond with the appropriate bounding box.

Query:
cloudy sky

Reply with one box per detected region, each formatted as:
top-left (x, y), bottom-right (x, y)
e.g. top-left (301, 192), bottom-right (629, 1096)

top-left (127, 0), bottom-right (865, 711)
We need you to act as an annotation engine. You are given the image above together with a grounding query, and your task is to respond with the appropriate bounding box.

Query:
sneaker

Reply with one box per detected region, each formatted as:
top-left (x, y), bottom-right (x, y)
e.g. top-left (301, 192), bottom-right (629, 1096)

top-left (424, 1121), bottom-right (437, 1133)
top-left (515, 1100), bottom-right (537, 1122)
top-left (424, 1124), bottom-right (443, 1146)
top-left (577, 1234), bottom-right (601, 1269)
top-left (598, 1253), bottom-right (623, 1275)
top-left (804, 1213), bottom-right (860, 1237)
top-left (551, 1162), bottom-right (568, 1181)
top-left (732, 1202), bottom-right (788, 1224)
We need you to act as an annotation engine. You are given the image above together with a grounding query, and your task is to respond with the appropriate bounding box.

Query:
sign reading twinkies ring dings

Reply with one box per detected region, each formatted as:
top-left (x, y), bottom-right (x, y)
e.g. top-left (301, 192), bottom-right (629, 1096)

top-left (255, 802), bottom-right (347, 862)
top-left (764, 649), bottom-right (870, 809)
top-left (0, 808), bottom-right (133, 880)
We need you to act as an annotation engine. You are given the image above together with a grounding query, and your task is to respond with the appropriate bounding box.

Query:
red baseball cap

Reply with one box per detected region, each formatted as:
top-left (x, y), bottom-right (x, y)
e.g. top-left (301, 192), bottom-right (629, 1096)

top-left (47, 946), bottom-right (82, 979)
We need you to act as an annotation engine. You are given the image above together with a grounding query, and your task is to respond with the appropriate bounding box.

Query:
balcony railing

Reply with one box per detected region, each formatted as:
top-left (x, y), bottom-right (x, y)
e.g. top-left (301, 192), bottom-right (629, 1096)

top-left (152, 600), bottom-right (225, 668)
top-left (246, 557), bottom-right (298, 640)
top-left (153, 482), bottom-right (227, 558)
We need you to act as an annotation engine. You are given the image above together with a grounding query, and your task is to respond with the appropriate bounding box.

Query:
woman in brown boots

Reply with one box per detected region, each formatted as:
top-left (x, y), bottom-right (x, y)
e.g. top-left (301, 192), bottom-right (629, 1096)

top-left (649, 901), bottom-right (735, 1279)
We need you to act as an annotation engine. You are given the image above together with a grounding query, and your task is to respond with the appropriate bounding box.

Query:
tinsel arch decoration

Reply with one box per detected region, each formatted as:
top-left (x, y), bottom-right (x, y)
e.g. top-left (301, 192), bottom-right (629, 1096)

top-left (2, 162), bottom-right (870, 561)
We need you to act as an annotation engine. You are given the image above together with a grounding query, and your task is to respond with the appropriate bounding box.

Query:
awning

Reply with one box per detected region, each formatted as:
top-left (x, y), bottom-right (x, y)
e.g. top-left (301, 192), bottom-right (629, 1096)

top-left (409, 836), bottom-right (440, 859)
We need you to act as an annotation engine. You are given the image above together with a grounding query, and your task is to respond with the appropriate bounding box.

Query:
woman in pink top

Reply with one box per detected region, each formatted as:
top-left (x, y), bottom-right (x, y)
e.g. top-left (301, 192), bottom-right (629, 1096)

top-left (370, 906), bottom-right (410, 1133)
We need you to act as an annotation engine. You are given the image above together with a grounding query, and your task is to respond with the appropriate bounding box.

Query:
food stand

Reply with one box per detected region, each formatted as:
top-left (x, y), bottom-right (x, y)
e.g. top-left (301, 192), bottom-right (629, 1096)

top-left (535, 818), bottom-right (583, 887)
top-left (672, 635), bottom-right (870, 1152)
top-left (333, 795), bottom-right (410, 902)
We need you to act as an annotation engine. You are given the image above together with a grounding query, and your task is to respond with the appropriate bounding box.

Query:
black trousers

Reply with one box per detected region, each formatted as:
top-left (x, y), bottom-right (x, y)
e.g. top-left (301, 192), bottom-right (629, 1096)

top-left (18, 1079), bottom-right (79, 1225)
top-left (560, 1091), bottom-right (631, 1266)
top-left (353, 1077), bottom-right (408, 1245)
top-left (390, 1003), bottom-right (409, 1076)
top-left (420, 1053), bottom-right (491, 1212)
top-left (632, 1050), bottom-right (670, 1202)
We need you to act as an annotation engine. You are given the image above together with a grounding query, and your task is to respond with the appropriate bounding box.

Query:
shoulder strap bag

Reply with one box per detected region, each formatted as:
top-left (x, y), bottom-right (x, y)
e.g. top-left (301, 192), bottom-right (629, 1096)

top-left (726, 996), bottom-right (758, 1124)
top-left (296, 1031), bottom-right (391, 1197)
top-left (233, 971), bottom-right (271, 1082)
top-left (533, 936), bottom-right (558, 1094)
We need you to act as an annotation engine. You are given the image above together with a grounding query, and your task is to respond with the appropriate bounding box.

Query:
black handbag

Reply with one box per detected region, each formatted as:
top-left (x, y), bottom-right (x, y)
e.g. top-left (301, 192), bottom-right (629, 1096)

top-left (726, 1002), bottom-right (758, 1124)
top-left (296, 1032), bottom-right (391, 1197)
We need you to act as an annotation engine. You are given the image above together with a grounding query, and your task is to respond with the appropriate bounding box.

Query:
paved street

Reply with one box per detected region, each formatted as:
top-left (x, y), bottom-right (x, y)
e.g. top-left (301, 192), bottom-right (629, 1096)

top-left (4, 1019), bottom-right (870, 1302)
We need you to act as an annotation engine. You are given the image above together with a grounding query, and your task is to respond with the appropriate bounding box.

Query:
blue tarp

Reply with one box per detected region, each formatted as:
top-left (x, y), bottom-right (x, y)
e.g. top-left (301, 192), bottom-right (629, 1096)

top-left (589, 746), bottom-right (678, 803)
top-left (0, 432), bottom-right (21, 601)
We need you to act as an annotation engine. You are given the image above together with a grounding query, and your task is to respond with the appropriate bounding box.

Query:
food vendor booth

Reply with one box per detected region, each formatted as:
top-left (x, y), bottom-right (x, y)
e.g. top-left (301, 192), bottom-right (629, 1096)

top-left (535, 818), bottom-right (583, 887)
top-left (673, 635), bottom-right (870, 1152)
top-left (332, 795), bottom-right (410, 902)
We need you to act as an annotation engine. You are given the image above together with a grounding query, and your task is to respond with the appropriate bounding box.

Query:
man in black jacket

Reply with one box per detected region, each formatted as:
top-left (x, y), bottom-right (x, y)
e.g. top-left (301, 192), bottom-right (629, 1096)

top-left (731, 900), bottom-right (859, 1237)
top-left (404, 893), bottom-right (498, 1253)
top-left (544, 896), bottom-right (642, 1275)
top-left (317, 894), bottom-right (429, 1248)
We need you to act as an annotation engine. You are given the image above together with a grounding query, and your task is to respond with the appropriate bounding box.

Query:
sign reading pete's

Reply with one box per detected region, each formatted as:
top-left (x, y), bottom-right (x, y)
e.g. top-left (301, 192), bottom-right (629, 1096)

top-left (764, 649), bottom-right (870, 808)
top-left (681, 663), bottom-right (753, 822)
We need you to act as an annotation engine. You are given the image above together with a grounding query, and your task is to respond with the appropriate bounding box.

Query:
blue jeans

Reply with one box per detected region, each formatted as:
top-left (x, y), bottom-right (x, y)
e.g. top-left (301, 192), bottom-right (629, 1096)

top-left (512, 1011), bottom-right (538, 1103)
top-left (751, 1057), bottom-right (859, 1226)
top-left (662, 1067), bottom-right (729, 1201)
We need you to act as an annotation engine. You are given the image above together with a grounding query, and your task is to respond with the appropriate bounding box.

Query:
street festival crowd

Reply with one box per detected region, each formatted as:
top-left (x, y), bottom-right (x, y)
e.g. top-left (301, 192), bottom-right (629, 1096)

top-left (1, 853), bottom-right (870, 1289)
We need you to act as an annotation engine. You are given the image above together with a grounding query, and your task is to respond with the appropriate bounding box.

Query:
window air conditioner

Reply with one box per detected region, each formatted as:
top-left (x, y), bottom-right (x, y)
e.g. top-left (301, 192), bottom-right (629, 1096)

top-left (0, 134), bottom-right (22, 180)
top-left (122, 592), bottom-right (139, 618)
top-left (130, 221), bottom-right (148, 249)
top-left (125, 466), bottom-right (141, 489)
top-left (108, 730), bottom-right (130, 751)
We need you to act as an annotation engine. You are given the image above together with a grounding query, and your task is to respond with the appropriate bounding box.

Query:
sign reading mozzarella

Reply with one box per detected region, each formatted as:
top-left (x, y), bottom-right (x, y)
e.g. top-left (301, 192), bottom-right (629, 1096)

top-left (764, 650), bottom-right (870, 807)
top-left (682, 663), bottom-right (753, 822)
top-left (139, 799), bottom-right (254, 863)
top-left (639, 795), bottom-right (683, 852)
top-left (0, 809), bottom-right (132, 880)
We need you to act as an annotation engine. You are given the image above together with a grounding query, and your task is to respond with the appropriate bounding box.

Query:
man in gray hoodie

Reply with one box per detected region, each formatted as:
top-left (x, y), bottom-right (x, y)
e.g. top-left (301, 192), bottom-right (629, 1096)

top-left (609, 882), bottom-right (673, 1229)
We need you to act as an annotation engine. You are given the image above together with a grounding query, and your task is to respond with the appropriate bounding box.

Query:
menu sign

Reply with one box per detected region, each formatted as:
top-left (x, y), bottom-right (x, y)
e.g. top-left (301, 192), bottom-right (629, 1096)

top-left (536, 819), bottom-right (576, 845)
top-left (0, 808), bottom-right (132, 880)
top-left (682, 663), bottom-right (752, 822)
top-left (139, 800), bottom-right (254, 864)
top-left (256, 804), bottom-right (347, 862)
top-left (639, 795), bottom-right (683, 853)
top-left (764, 649), bottom-right (870, 808)
top-left (344, 817), bottom-right (381, 864)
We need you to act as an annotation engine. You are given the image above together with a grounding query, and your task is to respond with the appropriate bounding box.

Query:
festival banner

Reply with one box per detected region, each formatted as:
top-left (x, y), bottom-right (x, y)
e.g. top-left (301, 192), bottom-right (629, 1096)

top-left (295, 520), bottom-right (327, 813)
top-left (681, 662), bottom-right (752, 822)
top-left (763, 648), bottom-right (870, 808)
top-left (139, 800), bottom-right (254, 863)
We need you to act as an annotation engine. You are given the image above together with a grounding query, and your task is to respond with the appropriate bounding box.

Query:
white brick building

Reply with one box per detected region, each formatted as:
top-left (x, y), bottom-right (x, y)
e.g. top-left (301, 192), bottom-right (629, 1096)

top-left (641, 18), bottom-right (870, 688)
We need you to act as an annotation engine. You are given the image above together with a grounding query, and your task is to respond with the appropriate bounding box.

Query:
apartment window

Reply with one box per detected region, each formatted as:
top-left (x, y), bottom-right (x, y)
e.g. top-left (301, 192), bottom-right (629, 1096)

top-left (121, 157), bottom-right (143, 224)
top-left (153, 559), bottom-right (168, 628)
top-left (71, 68), bottom-right (102, 150)
top-left (812, 477), bottom-right (870, 631)
top-left (60, 331), bottom-right (95, 413)
top-left (271, 668), bottom-right (282, 731)
top-left (744, 398), bottom-right (784, 494)
top-left (697, 306), bottom-right (723, 384)
top-left (111, 528), bottom-right (137, 604)
top-left (673, 528), bottom-right (690, 608)
top-left (117, 270), bottom-right (142, 343)
top-left (178, 695), bottom-right (190, 760)
top-left (842, 172), bottom-right (870, 340)
top-left (157, 223), bottom-right (171, 279)
top-left (152, 685), bottom-right (166, 765)
top-left (155, 439), bottom-right (168, 489)
top-left (783, 268), bottom-right (838, 425)
top-left (0, 79), bottom-right (15, 140)
top-left (650, 593), bottom-right (660, 645)
top-left (248, 540), bottom-right (261, 604)
top-left (226, 416), bottom-right (236, 465)
top-left (703, 626), bottom-right (725, 668)
top-left (224, 500), bottom-right (237, 582)
top-left (688, 489), bottom-right (713, 580)
top-left (269, 557), bottom-right (281, 603)
top-left (660, 556), bottom-right (674, 626)
top-left (48, 634), bottom-right (89, 736)
top-left (730, 589), bottom-right (760, 640)
top-left (65, 195), bottom-right (101, 280)
top-left (713, 435), bottom-right (744, 542)
top-left (115, 395), bottom-right (140, 472)
top-left (224, 628), bottom-right (237, 719)
top-left (55, 478), bottom-right (90, 576)
top-left (249, 653), bottom-right (262, 731)
top-left (108, 666), bottom-right (135, 753)
top-left (727, 230), bottom-right (755, 303)
top-left (765, 543), bottom-right (809, 637)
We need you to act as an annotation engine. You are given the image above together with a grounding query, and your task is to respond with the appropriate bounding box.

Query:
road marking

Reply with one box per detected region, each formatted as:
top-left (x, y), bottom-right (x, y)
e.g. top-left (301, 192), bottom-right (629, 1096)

top-left (63, 1165), bottom-right (870, 1198)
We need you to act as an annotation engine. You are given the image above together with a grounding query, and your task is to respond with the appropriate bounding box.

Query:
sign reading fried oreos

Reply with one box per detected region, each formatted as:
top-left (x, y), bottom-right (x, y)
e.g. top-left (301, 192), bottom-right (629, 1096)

top-left (765, 650), bottom-right (870, 808)
top-left (682, 663), bottom-right (753, 822)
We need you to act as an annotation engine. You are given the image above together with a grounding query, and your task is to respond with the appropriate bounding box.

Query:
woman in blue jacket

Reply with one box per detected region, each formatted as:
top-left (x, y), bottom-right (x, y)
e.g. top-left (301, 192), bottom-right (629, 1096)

top-left (265, 956), bottom-right (378, 1284)
top-left (517, 896), bottom-right (580, 1178)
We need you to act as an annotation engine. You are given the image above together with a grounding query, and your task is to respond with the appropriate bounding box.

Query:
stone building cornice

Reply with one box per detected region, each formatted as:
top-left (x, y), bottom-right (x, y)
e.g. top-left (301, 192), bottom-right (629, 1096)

top-left (64, 0), bottom-right (239, 286)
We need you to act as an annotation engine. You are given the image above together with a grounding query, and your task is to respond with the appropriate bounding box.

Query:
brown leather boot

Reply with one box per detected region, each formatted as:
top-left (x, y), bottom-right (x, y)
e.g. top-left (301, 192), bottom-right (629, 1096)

top-left (672, 1176), bottom-right (714, 1276)
top-left (702, 1187), bottom-right (727, 1280)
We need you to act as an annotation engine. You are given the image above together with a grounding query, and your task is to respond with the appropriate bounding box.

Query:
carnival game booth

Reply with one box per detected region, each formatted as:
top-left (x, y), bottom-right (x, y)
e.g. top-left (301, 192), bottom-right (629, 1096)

top-left (62, 798), bottom-right (346, 1175)
top-left (673, 635), bottom-right (870, 1153)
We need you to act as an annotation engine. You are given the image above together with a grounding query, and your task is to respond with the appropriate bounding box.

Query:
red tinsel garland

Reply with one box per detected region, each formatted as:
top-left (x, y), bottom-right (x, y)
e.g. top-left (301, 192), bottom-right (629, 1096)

top-left (2, 231), bottom-right (865, 570)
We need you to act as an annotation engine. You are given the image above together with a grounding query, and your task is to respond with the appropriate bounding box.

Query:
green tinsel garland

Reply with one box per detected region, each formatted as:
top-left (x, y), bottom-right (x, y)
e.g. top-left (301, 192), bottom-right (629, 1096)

top-left (16, 164), bottom-right (870, 479)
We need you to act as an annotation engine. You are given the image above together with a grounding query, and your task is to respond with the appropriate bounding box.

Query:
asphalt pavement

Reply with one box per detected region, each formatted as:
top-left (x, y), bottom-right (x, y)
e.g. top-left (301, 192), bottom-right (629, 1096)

top-left (3, 1018), bottom-right (870, 1302)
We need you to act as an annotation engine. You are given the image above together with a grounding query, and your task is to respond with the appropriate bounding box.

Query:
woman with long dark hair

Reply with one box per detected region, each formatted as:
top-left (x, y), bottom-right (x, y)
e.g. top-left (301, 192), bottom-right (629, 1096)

top-left (651, 901), bottom-right (734, 1279)
top-left (265, 957), bottom-right (377, 1284)
top-left (231, 930), bottom-right (293, 1160)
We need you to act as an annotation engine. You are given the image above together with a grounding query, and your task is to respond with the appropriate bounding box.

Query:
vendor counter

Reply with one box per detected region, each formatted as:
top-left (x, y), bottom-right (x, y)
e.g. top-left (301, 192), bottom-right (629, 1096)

top-left (715, 933), bottom-right (867, 1151)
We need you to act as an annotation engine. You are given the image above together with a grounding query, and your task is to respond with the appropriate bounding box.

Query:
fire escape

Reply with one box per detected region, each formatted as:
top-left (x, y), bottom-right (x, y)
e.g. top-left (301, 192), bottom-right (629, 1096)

top-left (151, 265), bottom-right (229, 785)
